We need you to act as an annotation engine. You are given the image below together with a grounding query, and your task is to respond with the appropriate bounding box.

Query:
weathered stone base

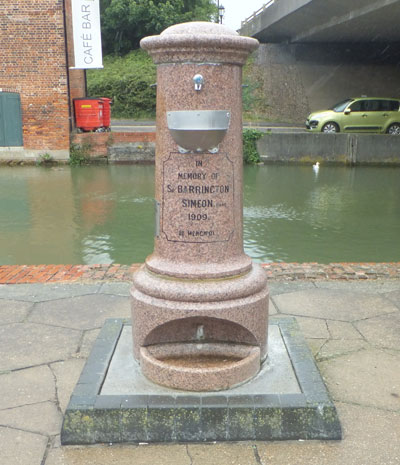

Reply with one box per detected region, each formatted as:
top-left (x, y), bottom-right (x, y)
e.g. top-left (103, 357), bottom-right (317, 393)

top-left (61, 317), bottom-right (341, 444)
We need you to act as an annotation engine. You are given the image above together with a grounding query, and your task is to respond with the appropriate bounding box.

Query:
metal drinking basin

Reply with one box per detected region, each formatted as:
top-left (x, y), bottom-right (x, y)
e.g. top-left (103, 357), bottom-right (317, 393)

top-left (167, 110), bottom-right (230, 152)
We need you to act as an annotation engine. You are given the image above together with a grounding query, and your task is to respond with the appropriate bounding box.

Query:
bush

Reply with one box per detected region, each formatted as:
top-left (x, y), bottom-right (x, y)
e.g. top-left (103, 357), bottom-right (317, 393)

top-left (69, 143), bottom-right (91, 166)
top-left (243, 129), bottom-right (263, 164)
top-left (86, 50), bottom-right (157, 119)
top-left (36, 153), bottom-right (54, 166)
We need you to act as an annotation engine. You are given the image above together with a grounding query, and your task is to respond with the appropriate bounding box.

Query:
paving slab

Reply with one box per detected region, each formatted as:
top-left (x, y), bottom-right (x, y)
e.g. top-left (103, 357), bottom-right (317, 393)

top-left (29, 294), bottom-right (131, 331)
top-left (306, 338), bottom-right (328, 357)
top-left (256, 402), bottom-right (400, 465)
top-left (98, 282), bottom-right (131, 296)
top-left (45, 444), bottom-right (190, 465)
top-left (316, 339), bottom-right (369, 362)
top-left (314, 280), bottom-right (400, 293)
top-left (268, 281), bottom-right (316, 295)
top-left (273, 288), bottom-right (398, 321)
top-left (0, 365), bottom-right (55, 410)
top-left (286, 315), bottom-right (330, 339)
top-left (50, 359), bottom-right (86, 413)
top-left (0, 283), bottom-right (102, 302)
top-left (319, 348), bottom-right (400, 410)
top-left (0, 401), bottom-right (62, 436)
top-left (0, 426), bottom-right (48, 465)
top-left (0, 322), bottom-right (81, 371)
top-left (188, 443), bottom-right (257, 465)
top-left (384, 289), bottom-right (400, 306)
top-left (355, 312), bottom-right (400, 351)
top-left (0, 299), bottom-right (33, 324)
top-left (326, 320), bottom-right (363, 340)
top-left (79, 329), bottom-right (101, 358)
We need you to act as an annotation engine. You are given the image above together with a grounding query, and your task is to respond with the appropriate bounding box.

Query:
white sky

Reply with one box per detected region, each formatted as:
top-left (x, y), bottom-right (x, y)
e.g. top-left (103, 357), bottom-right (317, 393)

top-left (219, 0), bottom-right (268, 31)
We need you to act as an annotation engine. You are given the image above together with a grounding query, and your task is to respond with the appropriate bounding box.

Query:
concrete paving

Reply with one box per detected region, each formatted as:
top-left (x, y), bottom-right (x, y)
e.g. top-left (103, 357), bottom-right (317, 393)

top-left (1, 279), bottom-right (400, 464)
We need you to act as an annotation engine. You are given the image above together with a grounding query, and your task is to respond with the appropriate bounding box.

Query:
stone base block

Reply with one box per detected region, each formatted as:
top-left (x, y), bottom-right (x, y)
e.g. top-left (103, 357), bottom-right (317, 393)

top-left (61, 317), bottom-right (341, 444)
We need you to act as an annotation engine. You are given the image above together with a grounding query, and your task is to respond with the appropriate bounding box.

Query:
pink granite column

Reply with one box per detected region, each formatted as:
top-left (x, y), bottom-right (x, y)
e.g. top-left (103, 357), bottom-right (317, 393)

top-left (131, 22), bottom-right (269, 391)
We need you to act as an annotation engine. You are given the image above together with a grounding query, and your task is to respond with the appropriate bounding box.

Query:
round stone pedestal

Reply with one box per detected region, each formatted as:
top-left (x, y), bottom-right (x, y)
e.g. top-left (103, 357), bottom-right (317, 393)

top-left (131, 263), bottom-right (269, 390)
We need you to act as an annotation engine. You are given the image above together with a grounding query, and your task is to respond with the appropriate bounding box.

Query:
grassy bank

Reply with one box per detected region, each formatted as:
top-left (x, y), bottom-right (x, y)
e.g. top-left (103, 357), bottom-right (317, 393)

top-left (87, 50), bottom-right (157, 119)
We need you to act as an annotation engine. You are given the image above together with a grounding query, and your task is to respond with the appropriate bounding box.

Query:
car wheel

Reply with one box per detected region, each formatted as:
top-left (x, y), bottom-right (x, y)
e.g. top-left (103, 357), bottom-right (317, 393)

top-left (387, 123), bottom-right (400, 135)
top-left (322, 122), bottom-right (339, 133)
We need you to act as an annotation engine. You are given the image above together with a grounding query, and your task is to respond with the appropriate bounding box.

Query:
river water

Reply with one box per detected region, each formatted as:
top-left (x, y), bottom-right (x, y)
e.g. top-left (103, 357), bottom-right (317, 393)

top-left (0, 164), bottom-right (399, 265)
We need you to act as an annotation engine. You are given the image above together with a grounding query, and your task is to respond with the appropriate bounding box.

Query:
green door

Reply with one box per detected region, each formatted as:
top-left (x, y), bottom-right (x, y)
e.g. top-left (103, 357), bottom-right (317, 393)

top-left (0, 93), bottom-right (23, 146)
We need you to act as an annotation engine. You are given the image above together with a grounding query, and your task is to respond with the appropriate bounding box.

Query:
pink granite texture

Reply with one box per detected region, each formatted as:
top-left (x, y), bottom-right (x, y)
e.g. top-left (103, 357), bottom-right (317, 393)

top-left (131, 22), bottom-right (269, 391)
top-left (140, 343), bottom-right (260, 391)
top-left (131, 263), bottom-right (269, 361)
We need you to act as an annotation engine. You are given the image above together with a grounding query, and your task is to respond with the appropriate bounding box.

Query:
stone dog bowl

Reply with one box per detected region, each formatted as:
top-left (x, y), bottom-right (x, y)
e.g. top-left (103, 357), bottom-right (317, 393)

top-left (167, 110), bottom-right (230, 152)
top-left (140, 342), bottom-right (260, 391)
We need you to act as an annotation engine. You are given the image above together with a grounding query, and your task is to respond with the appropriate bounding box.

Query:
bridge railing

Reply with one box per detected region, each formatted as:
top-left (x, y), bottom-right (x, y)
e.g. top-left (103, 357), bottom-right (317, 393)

top-left (241, 0), bottom-right (275, 27)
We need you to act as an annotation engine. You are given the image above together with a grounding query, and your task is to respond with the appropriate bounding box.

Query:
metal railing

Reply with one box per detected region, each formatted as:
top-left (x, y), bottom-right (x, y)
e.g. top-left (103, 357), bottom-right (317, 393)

top-left (241, 0), bottom-right (275, 27)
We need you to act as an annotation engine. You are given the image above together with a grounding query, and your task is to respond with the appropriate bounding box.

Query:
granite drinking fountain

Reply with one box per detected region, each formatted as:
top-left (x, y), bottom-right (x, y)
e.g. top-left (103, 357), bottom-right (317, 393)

top-left (61, 22), bottom-right (341, 444)
top-left (131, 21), bottom-right (269, 392)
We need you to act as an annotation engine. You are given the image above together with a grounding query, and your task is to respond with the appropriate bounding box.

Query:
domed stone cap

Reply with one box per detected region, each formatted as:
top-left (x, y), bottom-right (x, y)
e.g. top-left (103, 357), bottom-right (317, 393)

top-left (140, 21), bottom-right (259, 65)
top-left (161, 21), bottom-right (239, 37)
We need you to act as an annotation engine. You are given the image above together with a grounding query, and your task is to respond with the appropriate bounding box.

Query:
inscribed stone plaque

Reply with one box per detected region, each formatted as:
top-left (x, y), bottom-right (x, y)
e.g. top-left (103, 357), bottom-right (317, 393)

top-left (162, 152), bottom-right (234, 243)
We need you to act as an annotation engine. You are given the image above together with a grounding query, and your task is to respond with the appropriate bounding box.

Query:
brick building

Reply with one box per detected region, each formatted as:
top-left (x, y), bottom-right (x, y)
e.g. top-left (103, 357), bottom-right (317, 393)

top-left (0, 0), bottom-right (85, 161)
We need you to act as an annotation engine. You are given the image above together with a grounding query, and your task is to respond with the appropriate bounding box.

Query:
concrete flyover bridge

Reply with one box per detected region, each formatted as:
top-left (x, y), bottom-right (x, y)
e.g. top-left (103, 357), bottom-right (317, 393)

top-left (239, 0), bottom-right (400, 126)
top-left (240, 0), bottom-right (400, 44)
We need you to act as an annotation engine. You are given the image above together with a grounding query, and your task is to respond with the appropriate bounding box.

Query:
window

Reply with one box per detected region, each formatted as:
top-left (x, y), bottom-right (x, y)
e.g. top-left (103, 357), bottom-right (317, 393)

top-left (363, 100), bottom-right (380, 111)
top-left (379, 100), bottom-right (399, 111)
top-left (349, 100), bottom-right (364, 112)
top-left (331, 99), bottom-right (353, 112)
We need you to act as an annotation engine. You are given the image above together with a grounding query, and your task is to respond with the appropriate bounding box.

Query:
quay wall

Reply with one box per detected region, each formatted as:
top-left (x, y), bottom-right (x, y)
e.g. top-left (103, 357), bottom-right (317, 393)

top-left (2, 130), bottom-right (400, 166)
top-left (257, 133), bottom-right (400, 165)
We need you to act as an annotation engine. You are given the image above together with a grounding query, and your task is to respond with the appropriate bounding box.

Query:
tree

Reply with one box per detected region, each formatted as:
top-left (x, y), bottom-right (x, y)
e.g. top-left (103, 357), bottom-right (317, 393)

top-left (101, 0), bottom-right (218, 55)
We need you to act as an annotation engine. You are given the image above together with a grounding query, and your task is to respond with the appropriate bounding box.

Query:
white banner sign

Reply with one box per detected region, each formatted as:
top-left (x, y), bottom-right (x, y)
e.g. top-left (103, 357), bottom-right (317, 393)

top-left (71, 0), bottom-right (103, 69)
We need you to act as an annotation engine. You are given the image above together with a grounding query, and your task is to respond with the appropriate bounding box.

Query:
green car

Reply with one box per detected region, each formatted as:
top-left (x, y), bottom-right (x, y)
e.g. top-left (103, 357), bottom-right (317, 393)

top-left (306, 97), bottom-right (400, 134)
